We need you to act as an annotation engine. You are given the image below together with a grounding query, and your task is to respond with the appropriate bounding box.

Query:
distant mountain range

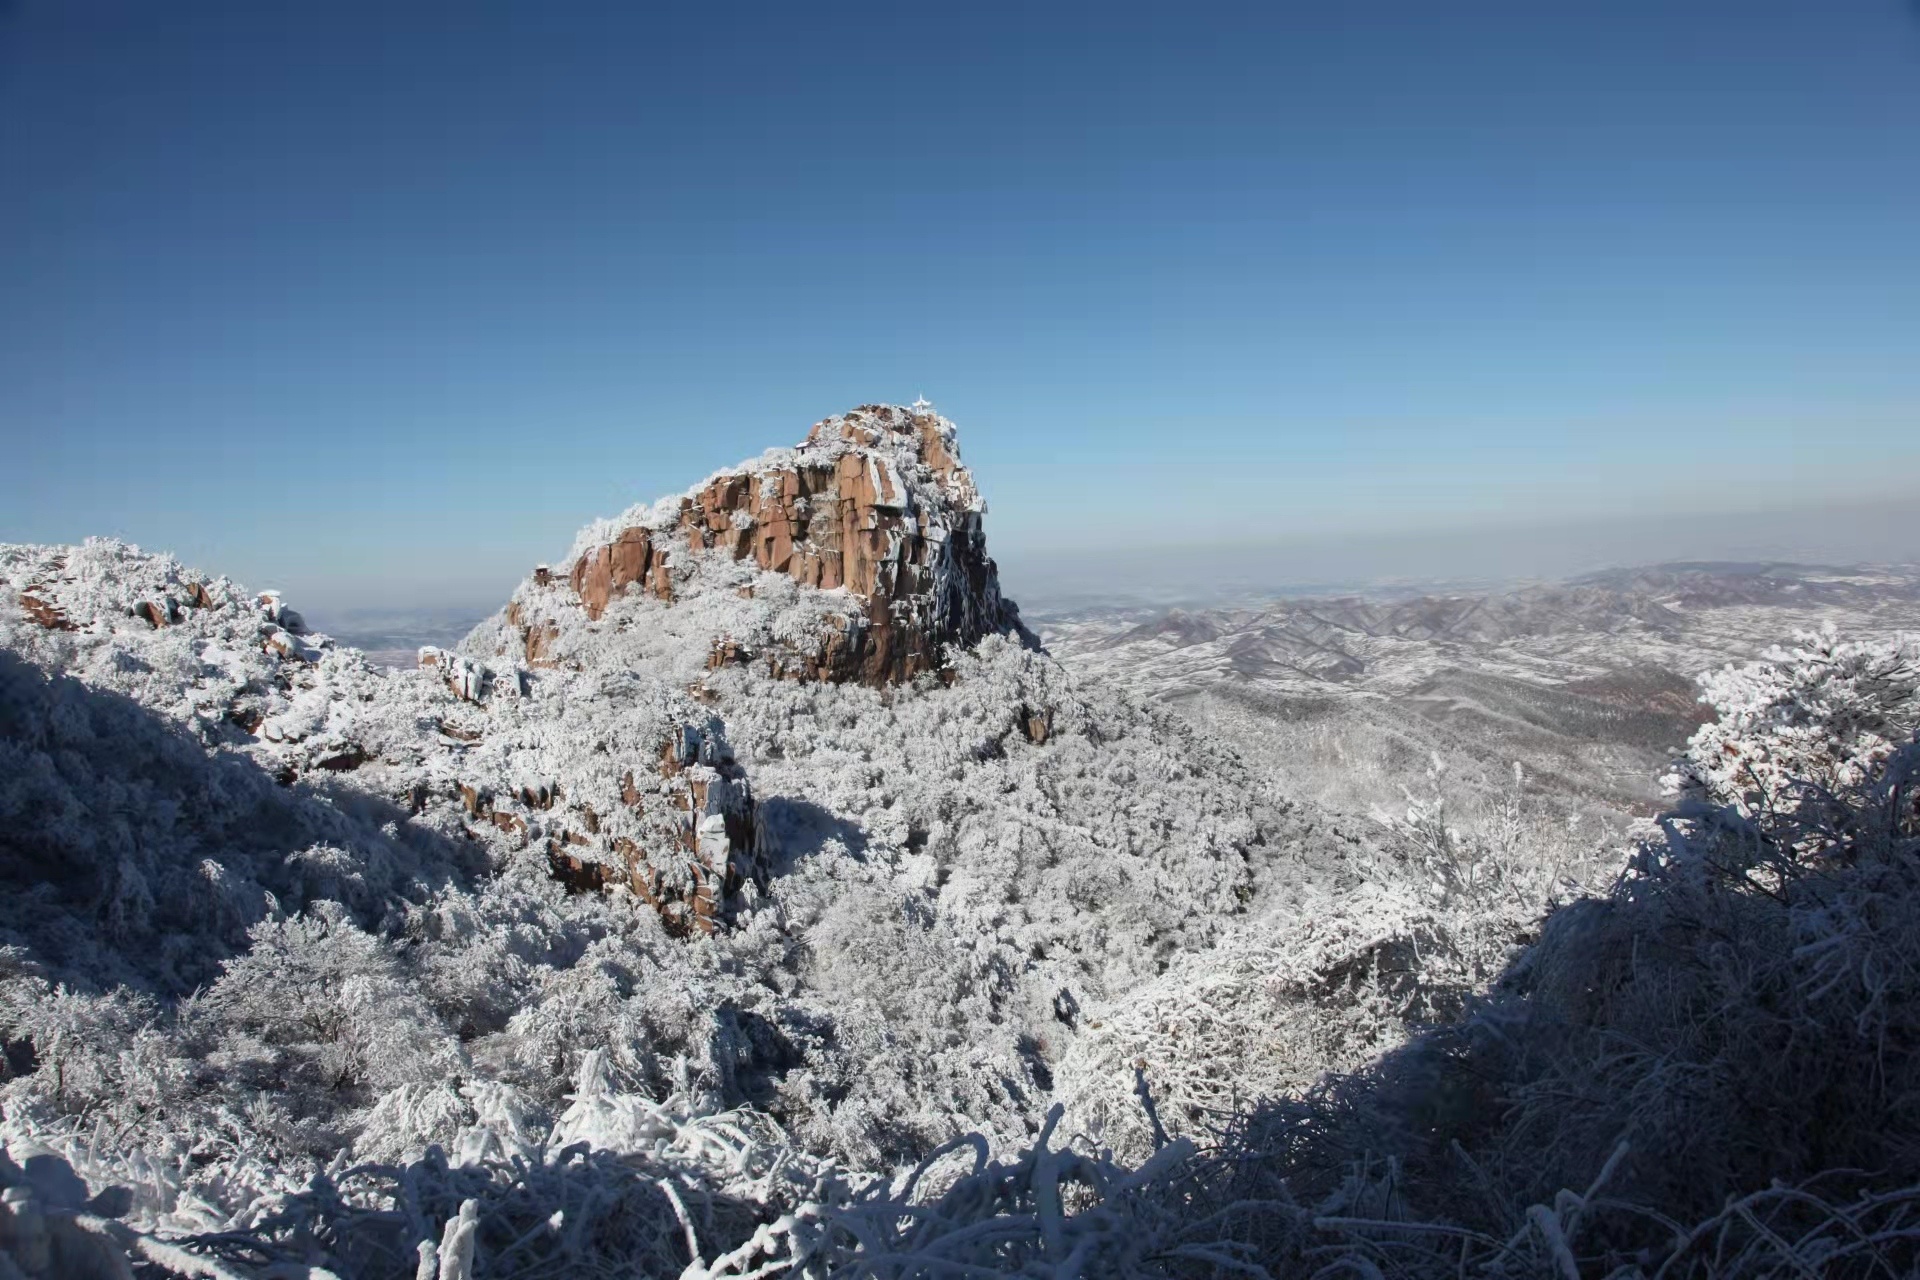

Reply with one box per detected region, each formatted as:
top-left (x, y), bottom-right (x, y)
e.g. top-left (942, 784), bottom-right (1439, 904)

top-left (1044, 561), bottom-right (1920, 695)
top-left (1041, 560), bottom-right (1920, 830)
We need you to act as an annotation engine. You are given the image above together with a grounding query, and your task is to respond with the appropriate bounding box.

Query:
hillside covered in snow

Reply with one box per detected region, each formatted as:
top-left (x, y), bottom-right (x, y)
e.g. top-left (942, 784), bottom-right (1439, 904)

top-left (5, 405), bottom-right (1919, 1279)
top-left (1038, 563), bottom-right (1920, 882)
top-left (0, 405), bottom-right (1472, 1276)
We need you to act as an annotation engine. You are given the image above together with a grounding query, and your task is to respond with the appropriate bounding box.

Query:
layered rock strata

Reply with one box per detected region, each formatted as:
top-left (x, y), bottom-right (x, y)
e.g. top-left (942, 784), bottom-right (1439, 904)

top-left (519, 403), bottom-right (1023, 686)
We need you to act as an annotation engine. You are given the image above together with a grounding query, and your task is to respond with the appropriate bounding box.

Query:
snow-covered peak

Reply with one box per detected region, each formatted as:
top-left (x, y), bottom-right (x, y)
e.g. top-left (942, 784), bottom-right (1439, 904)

top-left (567, 402), bottom-right (985, 560)
top-left (486, 403), bottom-right (1024, 688)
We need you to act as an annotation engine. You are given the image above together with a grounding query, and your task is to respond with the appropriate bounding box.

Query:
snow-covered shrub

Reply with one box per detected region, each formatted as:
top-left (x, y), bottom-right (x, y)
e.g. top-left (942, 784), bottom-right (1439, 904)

top-left (1056, 881), bottom-right (1464, 1164)
top-left (1376, 756), bottom-right (1610, 914)
top-left (203, 905), bottom-right (462, 1100)
top-left (1670, 622), bottom-right (1918, 829)
top-left (1169, 727), bottom-right (1920, 1276)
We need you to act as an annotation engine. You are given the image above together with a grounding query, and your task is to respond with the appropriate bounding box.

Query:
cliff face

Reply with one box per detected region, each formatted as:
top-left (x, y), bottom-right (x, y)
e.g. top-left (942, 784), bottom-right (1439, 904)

top-left (516, 403), bottom-right (1023, 686)
top-left (451, 402), bottom-right (1040, 923)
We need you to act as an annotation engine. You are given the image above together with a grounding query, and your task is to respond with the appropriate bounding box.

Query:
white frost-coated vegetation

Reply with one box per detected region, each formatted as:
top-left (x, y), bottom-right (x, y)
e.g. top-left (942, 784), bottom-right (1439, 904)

top-left (7, 506), bottom-right (1917, 1277)
top-left (1668, 620), bottom-right (1917, 827)
top-left (0, 524), bottom-right (1411, 1277)
top-left (799, 628), bottom-right (1920, 1278)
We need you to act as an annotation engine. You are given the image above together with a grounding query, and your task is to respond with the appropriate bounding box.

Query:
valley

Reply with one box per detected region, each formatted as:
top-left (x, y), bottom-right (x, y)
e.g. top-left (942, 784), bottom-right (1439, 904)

top-left (1039, 563), bottom-right (1920, 858)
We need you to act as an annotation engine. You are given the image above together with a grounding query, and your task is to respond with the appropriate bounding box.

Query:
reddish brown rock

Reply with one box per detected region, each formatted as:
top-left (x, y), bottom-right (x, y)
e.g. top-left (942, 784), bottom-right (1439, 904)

top-left (526, 623), bottom-right (560, 666)
top-left (17, 591), bottom-right (75, 631)
top-left (265, 630), bottom-right (315, 663)
top-left (539, 720), bottom-right (762, 938)
top-left (569, 527), bottom-right (674, 620)
top-left (548, 404), bottom-right (1024, 684)
top-left (506, 601), bottom-right (563, 668)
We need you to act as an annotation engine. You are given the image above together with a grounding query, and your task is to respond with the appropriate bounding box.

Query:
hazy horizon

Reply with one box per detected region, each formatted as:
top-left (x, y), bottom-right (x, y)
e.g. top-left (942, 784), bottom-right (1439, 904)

top-left (280, 488), bottom-right (1918, 641)
top-left (6, 3), bottom-right (1920, 614)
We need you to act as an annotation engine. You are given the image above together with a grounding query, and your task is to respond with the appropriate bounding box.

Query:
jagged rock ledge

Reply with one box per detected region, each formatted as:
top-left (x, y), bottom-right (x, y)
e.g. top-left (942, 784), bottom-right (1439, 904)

top-left (505, 402), bottom-right (1026, 686)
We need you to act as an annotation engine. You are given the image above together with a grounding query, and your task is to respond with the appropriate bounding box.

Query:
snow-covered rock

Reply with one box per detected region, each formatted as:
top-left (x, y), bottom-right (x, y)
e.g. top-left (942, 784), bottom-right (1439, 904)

top-left (490, 402), bottom-right (1026, 687)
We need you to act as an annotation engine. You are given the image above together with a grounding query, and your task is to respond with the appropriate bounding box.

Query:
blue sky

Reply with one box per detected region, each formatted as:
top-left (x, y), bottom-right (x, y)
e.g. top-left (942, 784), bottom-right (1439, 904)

top-left (4, 2), bottom-right (1918, 614)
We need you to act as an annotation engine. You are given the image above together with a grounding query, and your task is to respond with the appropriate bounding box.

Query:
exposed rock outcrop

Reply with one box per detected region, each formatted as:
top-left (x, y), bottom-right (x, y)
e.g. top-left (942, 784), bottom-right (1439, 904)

top-left (17, 591), bottom-right (74, 631)
top-left (15, 557), bottom-right (228, 634)
top-left (542, 721), bottom-right (762, 936)
top-left (513, 403), bottom-right (1025, 686)
top-left (409, 651), bottom-right (761, 934)
top-left (418, 646), bottom-right (495, 702)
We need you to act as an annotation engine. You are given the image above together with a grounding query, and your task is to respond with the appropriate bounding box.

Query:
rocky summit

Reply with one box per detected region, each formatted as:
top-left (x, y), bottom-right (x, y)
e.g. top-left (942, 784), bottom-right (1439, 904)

top-left (496, 402), bottom-right (1026, 687)
top-left (0, 407), bottom-right (1159, 943)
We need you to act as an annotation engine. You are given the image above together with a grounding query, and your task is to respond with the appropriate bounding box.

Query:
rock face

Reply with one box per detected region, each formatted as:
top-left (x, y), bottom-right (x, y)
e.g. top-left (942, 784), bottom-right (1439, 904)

top-left (440, 402), bottom-right (1034, 923)
top-left (544, 403), bottom-right (1024, 686)
top-left (542, 722), bottom-right (762, 937)
top-left (425, 674), bottom-right (764, 939)
top-left (408, 650), bottom-right (764, 937)
top-left (418, 645), bottom-right (495, 702)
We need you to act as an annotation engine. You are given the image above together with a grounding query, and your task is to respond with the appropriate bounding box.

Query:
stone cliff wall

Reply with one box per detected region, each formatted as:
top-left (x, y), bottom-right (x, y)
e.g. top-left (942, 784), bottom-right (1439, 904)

top-left (540, 404), bottom-right (1021, 686)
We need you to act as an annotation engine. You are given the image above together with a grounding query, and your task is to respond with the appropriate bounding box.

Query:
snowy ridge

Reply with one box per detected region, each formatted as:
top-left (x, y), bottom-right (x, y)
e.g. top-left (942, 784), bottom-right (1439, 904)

top-left (12, 518), bottom-right (1915, 1274)
top-left (0, 411), bottom-right (1447, 1274)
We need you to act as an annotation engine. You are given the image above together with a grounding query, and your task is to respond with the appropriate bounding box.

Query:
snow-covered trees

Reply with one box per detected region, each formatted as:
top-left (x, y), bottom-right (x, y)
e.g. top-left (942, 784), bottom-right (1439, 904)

top-left (1670, 621), bottom-right (1918, 828)
top-left (13, 497), bottom-right (1917, 1276)
top-left (775, 626), bottom-right (1920, 1278)
top-left (0, 533), bottom-right (1382, 1273)
top-left (204, 906), bottom-right (462, 1100)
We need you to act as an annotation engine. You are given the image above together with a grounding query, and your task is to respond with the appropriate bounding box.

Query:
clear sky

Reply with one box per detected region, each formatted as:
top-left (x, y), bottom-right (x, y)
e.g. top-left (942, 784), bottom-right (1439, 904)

top-left (4, 1), bottom-right (1919, 616)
